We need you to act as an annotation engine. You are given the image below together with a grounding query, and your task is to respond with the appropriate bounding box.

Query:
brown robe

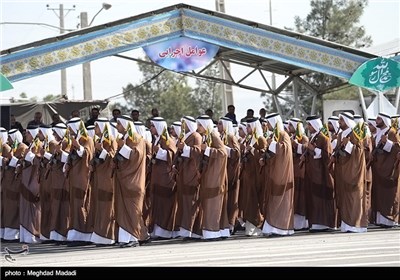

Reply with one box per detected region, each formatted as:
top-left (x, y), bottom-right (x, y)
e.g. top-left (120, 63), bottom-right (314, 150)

top-left (264, 131), bottom-right (294, 231)
top-left (150, 136), bottom-right (177, 234)
top-left (335, 130), bottom-right (368, 228)
top-left (2, 143), bottom-right (26, 237)
top-left (20, 144), bottom-right (41, 240)
top-left (371, 128), bottom-right (400, 224)
top-left (0, 144), bottom-right (12, 232)
top-left (175, 132), bottom-right (202, 235)
top-left (241, 135), bottom-right (265, 228)
top-left (91, 139), bottom-right (117, 241)
top-left (38, 140), bottom-right (58, 239)
top-left (293, 135), bottom-right (309, 221)
top-left (141, 139), bottom-right (153, 230)
top-left (199, 132), bottom-right (229, 233)
top-left (224, 134), bottom-right (241, 228)
top-left (68, 136), bottom-right (94, 235)
top-left (49, 140), bottom-right (70, 238)
top-left (304, 133), bottom-right (336, 228)
top-left (114, 133), bottom-right (148, 241)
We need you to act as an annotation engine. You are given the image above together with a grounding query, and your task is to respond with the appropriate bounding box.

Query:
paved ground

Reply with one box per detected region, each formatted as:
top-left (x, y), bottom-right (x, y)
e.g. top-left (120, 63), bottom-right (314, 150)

top-left (1, 226), bottom-right (399, 267)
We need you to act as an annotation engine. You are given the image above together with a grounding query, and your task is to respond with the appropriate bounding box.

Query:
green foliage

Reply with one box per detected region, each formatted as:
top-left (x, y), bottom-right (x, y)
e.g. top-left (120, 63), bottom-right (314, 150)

top-left (283, 0), bottom-right (373, 116)
top-left (120, 57), bottom-right (222, 125)
top-left (294, 0), bottom-right (372, 48)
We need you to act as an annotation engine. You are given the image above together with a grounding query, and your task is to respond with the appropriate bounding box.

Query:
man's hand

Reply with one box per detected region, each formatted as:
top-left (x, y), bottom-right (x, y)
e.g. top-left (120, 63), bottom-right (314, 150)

top-left (307, 142), bottom-right (315, 151)
top-left (177, 141), bottom-right (185, 150)
top-left (94, 142), bottom-right (103, 151)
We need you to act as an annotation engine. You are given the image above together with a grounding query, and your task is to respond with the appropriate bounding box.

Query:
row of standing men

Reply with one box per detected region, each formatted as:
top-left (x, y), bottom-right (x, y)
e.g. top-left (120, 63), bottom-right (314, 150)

top-left (0, 111), bottom-right (398, 247)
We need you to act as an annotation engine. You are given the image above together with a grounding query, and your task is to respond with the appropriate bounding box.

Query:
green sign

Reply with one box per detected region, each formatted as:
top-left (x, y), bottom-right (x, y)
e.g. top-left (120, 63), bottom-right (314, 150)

top-left (349, 57), bottom-right (400, 92)
top-left (0, 73), bottom-right (13, 91)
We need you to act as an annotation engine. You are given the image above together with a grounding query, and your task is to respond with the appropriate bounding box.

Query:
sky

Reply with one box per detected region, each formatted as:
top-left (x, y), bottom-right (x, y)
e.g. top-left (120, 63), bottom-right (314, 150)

top-left (1, 0), bottom-right (399, 120)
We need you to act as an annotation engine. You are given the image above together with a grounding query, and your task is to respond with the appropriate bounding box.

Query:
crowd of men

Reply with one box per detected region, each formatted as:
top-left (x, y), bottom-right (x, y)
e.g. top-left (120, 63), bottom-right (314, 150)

top-left (0, 107), bottom-right (399, 248)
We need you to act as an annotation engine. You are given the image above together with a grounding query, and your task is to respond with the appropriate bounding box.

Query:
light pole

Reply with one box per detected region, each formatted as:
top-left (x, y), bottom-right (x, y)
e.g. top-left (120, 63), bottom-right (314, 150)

top-left (81, 3), bottom-right (112, 100)
top-left (47, 4), bottom-right (75, 99)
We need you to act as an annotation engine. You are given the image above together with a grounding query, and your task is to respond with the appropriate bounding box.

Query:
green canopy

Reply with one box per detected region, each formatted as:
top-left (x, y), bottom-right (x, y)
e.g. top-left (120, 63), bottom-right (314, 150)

top-left (0, 73), bottom-right (13, 91)
top-left (349, 57), bottom-right (400, 93)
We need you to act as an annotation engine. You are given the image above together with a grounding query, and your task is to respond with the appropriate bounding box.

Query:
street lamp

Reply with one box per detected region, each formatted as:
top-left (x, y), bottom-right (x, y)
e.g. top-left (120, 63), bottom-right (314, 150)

top-left (89, 3), bottom-right (112, 27)
top-left (81, 3), bottom-right (112, 100)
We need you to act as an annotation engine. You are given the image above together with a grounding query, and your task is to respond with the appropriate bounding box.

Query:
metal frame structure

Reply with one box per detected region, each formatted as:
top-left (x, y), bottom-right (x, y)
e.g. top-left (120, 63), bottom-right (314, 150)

top-left (1, 3), bottom-right (398, 118)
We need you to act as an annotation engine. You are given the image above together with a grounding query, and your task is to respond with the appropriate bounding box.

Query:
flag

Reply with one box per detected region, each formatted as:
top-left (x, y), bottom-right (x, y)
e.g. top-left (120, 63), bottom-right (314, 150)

top-left (79, 120), bottom-right (88, 140)
top-left (34, 137), bottom-right (41, 151)
top-left (179, 120), bottom-right (185, 141)
top-left (64, 129), bottom-right (72, 149)
top-left (353, 122), bottom-right (367, 141)
top-left (320, 123), bottom-right (330, 139)
top-left (205, 128), bottom-right (212, 147)
top-left (272, 123), bottom-right (280, 142)
top-left (295, 122), bottom-right (303, 142)
top-left (391, 118), bottom-right (399, 133)
top-left (102, 124), bottom-right (111, 145)
top-left (12, 140), bottom-right (18, 152)
top-left (161, 127), bottom-right (170, 145)
top-left (127, 122), bottom-right (135, 142)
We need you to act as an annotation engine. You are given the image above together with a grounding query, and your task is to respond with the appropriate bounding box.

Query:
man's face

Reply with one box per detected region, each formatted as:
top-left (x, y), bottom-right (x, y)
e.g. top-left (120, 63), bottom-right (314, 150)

top-left (375, 116), bottom-right (385, 128)
top-left (328, 122), bottom-right (335, 133)
top-left (94, 124), bottom-right (101, 136)
top-left (196, 123), bottom-right (205, 134)
top-left (217, 121), bottom-right (224, 133)
top-left (131, 112), bottom-right (139, 121)
top-left (338, 116), bottom-right (348, 130)
top-left (116, 121), bottom-right (125, 134)
top-left (37, 130), bottom-right (45, 141)
top-left (25, 131), bottom-right (34, 142)
top-left (238, 128), bottom-right (246, 138)
top-left (288, 123), bottom-right (296, 133)
top-left (307, 123), bottom-right (316, 134)
top-left (150, 123), bottom-right (158, 136)
top-left (92, 110), bottom-right (99, 119)
top-left (368, 123), bottom-right (377, 134)
top-left (170, 127), bottom-right (178, 137)
top-left (113, 111), bottom-right (121, 119)
top-left (228, 107), bottom-right (235, 114)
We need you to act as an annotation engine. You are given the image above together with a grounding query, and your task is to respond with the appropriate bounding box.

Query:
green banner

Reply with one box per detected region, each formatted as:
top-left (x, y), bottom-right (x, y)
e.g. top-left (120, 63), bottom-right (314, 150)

top-left (349, 57), bottom-right (400, 92)
top-left (0, 73), bottom-right (13, 91)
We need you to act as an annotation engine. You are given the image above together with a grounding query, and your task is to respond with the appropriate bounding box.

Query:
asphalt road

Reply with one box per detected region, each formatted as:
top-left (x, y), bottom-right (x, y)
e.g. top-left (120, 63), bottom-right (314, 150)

top-left (1, 226), bottom-right (399, 267)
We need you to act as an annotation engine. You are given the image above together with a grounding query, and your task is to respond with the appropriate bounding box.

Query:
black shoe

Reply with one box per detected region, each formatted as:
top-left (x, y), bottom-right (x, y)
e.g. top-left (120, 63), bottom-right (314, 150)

top-left (119, 241), bottom-right (139, 248)
top-left (95, 243), bottom-right (112, 247)
top-left (138, 237), bottom-right (151, 246)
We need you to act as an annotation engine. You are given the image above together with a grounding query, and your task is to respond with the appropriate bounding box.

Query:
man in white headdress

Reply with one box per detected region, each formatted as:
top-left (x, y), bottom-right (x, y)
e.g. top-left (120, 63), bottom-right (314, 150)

top-left (302, 116), bottom-right (336, 232)
top-left (174, 116), bottom-right (203, 239)
top-left (370, 112), bottom-right (400, 227)
top-left (2, 129), bottom-right (26, 241)
top-left (240, 117), bottom-right (265, 237)
top-left (236, 122), bottom-right (248, 230)
top-left (134, 121), bottom-right (153, 230)
top-left (49, 123), bottom-right (70, 242)
top-left (170, 121), bottom-right (182, 145)
top-left (65, 117), bottom-right (95, 244)
top-left (288, 118), bottom-right (309, 230)
top-left (149, 117), bottom-right (178, 239)
top-left (88, 118), bottom-right (117, 246)
top-left (327, 116), bottom-right (340, 151)
top-left (37, 124), bottom-right (56, 242)
top-left (331, 112), bottom-right (368, 233)
top-left (354, 115), bottom-right (373, 225)
top-left (218, 117), bottom-right (241, 234)
top-left (261, 113), bottom-right (294, 236)
top-left (115, 115), bottom-right (149, 247)
top-left (19, 125), bottom-right (42, 243)
top-left (196, 115), bottom-right (230, 240)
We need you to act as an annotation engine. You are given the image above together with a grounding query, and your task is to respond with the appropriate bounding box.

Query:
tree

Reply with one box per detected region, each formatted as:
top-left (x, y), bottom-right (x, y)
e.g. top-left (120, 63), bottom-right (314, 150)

top-left (270, 0), bottom-right (373, 117)
top-left (120, 57), bottom-right (221, 125)
top-left (192, 64), bottom-right (222, 119)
